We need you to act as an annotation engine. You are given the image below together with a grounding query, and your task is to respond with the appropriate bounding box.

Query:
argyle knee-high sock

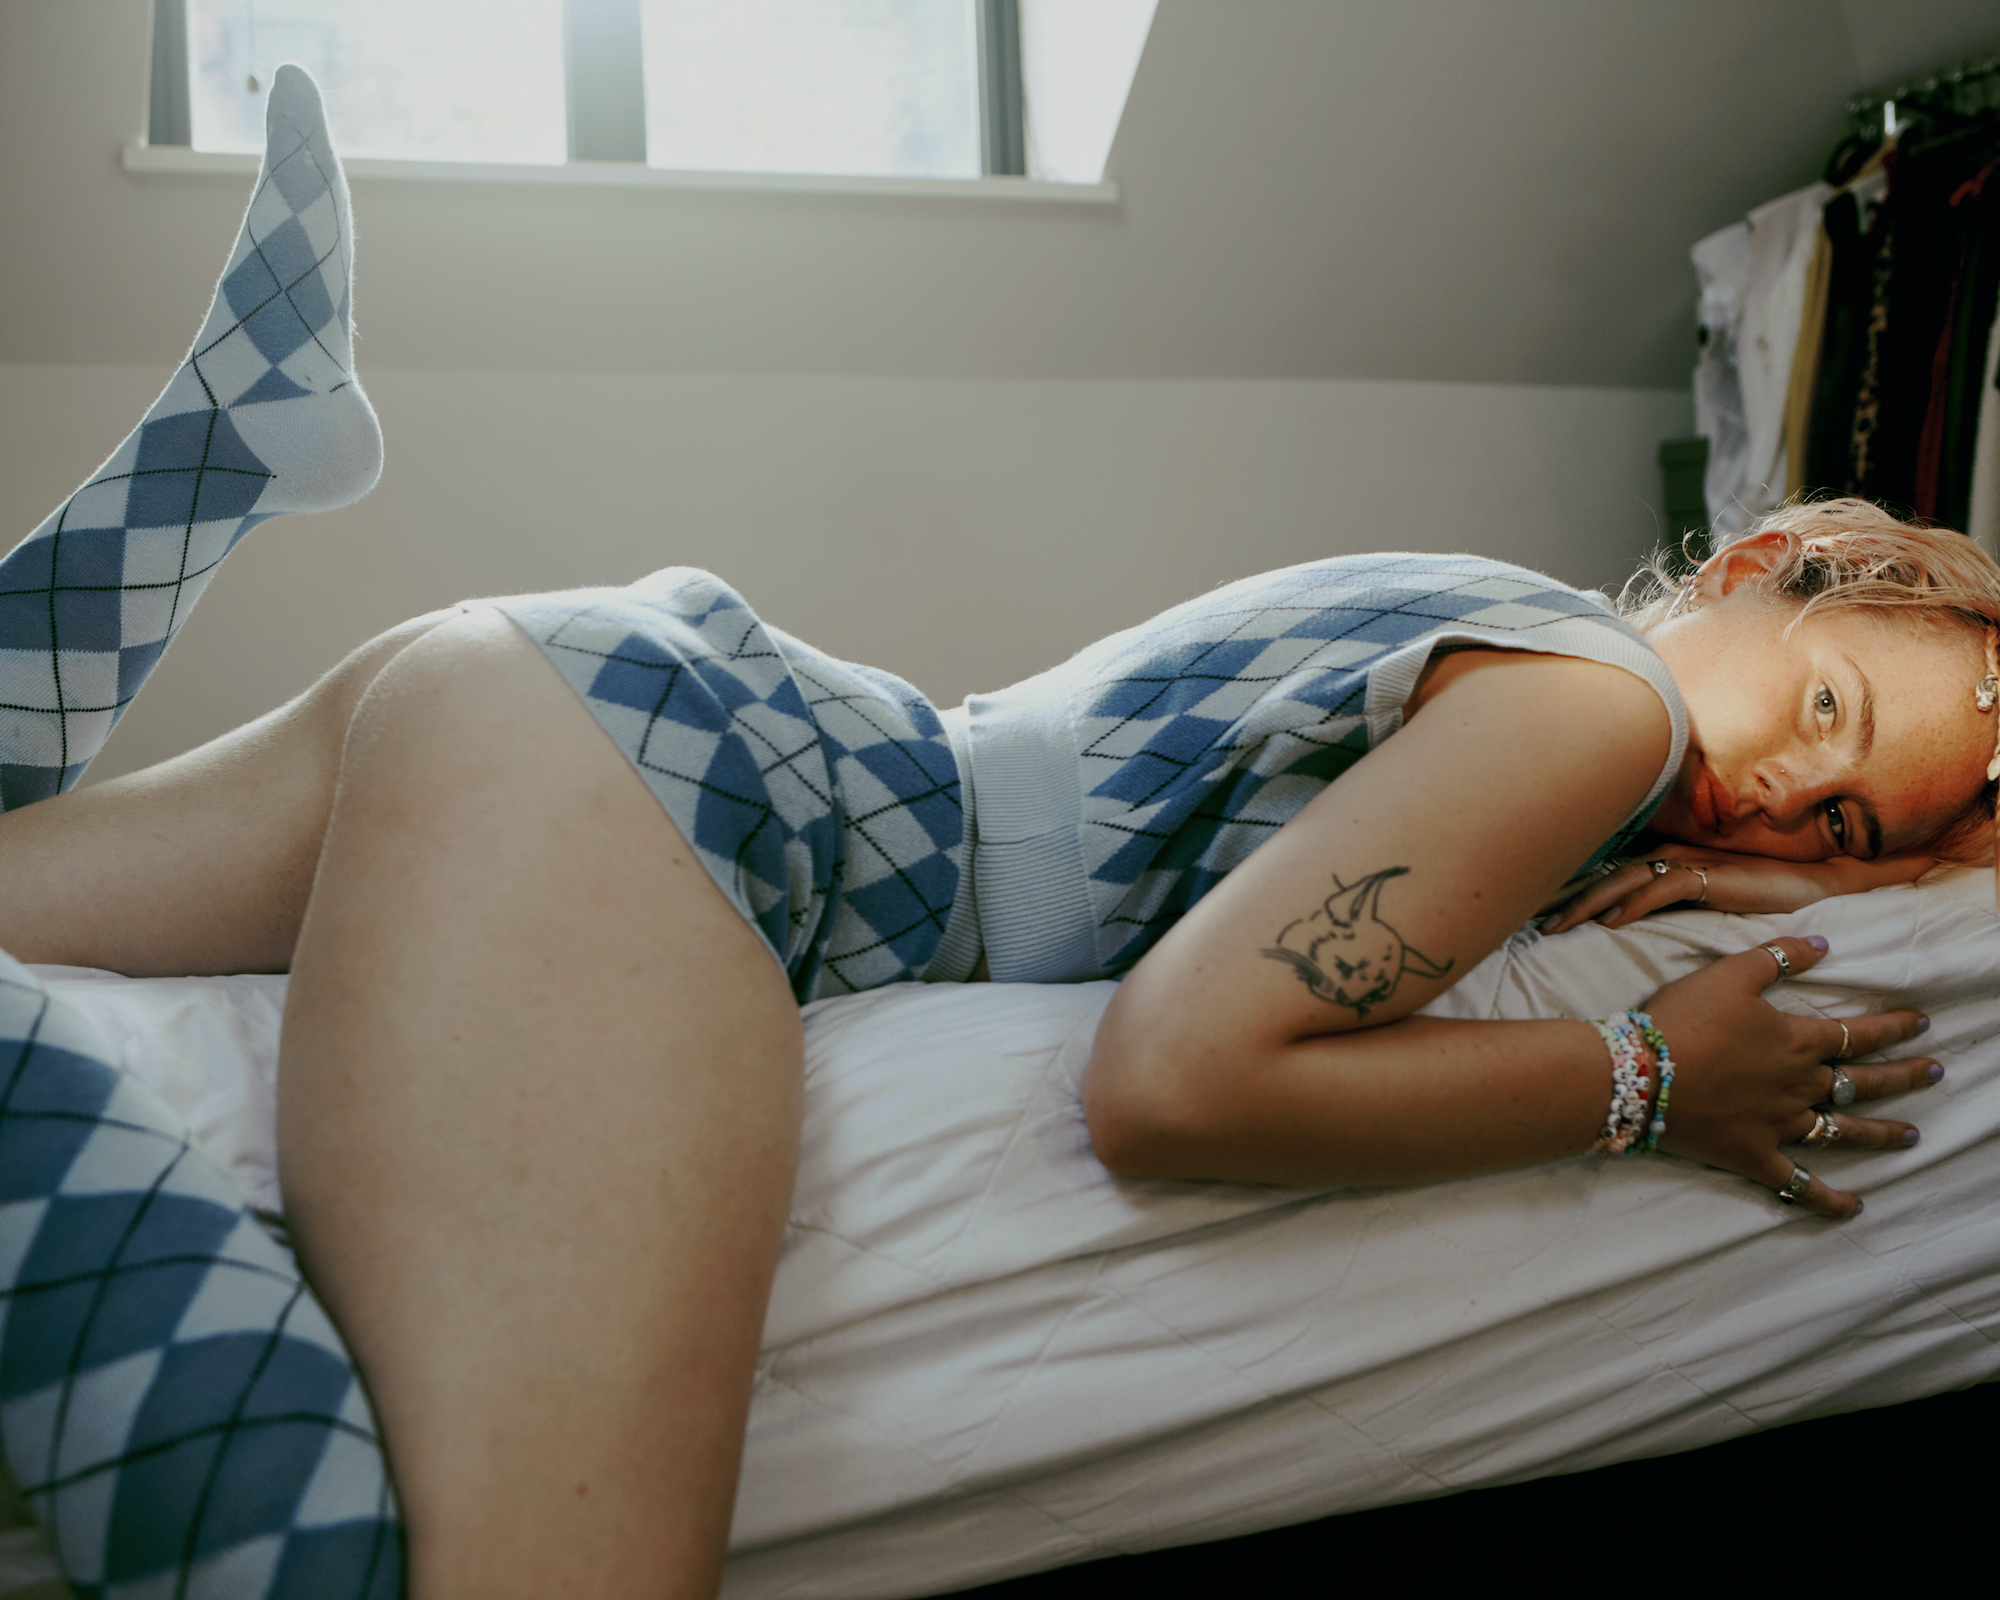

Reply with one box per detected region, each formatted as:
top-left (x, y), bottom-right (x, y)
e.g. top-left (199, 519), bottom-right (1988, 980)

top-left (0, 63), bottom-right (379, 809)
top-left (0, 952), bottom-right (402, 1598)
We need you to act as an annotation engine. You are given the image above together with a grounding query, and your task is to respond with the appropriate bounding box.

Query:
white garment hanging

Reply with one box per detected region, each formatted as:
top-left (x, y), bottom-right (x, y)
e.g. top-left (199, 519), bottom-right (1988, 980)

top-left (1693, 220), bottom-right (1752, 539)
top-left (1737, 183), bottom-right (1832, 527)
top-left (1967, 292), bottom-right (2000, 558)
top-left (1693, 182), bottom-right (1831, 542)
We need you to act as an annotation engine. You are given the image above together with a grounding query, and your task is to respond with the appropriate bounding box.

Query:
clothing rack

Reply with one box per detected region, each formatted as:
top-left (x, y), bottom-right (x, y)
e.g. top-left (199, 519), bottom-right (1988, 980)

top-left (1688, 41), bottom-right (2000, 552)
top-left (1835, 40), bottom-right (2000, 171)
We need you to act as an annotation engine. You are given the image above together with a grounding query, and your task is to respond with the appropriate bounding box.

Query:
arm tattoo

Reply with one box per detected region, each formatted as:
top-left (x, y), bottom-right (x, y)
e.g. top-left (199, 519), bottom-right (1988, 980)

top-left (1262, 865), bottom-right (1454, 1019)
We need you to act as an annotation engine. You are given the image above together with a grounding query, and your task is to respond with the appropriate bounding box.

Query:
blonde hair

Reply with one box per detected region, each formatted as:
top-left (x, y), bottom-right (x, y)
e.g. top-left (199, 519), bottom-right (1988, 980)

top-left (1621, 497), bottom-right (2000, 636)
top-left (1620, 497), bottom-right (2000, 859)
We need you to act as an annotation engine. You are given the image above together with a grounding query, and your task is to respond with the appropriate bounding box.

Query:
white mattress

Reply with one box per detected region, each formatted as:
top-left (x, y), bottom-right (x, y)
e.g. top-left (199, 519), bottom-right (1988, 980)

top-left (9, 869), bottom-right (2000, 1599)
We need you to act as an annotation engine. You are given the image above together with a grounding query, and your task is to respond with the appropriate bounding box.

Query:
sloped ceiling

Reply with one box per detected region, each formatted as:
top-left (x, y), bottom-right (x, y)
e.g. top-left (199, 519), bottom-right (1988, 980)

top-left (2, 0), bottom-right (1997, 386)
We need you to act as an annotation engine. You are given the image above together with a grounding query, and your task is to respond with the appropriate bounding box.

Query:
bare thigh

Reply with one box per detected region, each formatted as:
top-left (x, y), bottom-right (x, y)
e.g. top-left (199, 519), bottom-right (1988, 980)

top-left (279, 609), bottom-right (802, 1598)
top-left (0, 611), bottom-right (455, 975)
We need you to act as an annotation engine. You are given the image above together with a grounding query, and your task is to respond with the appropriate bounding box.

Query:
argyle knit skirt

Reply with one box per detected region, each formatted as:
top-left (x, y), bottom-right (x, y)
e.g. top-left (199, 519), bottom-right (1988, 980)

top-left (490, 569), bottom-right (967, 1003)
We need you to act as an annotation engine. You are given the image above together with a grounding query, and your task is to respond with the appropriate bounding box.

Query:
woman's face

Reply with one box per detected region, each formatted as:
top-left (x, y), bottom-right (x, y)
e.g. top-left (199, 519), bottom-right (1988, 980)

top-left (1646, 543), bottom-right (1994, 862)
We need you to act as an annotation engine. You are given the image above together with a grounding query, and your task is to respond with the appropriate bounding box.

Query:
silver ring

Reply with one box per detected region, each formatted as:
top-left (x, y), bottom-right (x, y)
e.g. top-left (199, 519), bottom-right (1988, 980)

top-left (1801, 1111), bottom-right (1842, 1149)
top-left (1763, 944), bottom-right (1792, 980)
top-left (1775, 1164), bottom-right (1813, 1204)
top-left (1687, 865), bottom-right (1709, 903)
top-left (1648, 859), bottom-right (1672, 879)
top-left (1826, 1066), bottom-right (1857, 1108)
top-left (1834, 1022), bottom-right (1851, 1061)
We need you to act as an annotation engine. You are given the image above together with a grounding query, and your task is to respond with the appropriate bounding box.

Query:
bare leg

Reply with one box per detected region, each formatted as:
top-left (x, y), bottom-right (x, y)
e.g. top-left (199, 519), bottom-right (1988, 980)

top-left (0, 611), bottom-right (451, 974)
top-left (279, 609), bottom-right (802, 1597)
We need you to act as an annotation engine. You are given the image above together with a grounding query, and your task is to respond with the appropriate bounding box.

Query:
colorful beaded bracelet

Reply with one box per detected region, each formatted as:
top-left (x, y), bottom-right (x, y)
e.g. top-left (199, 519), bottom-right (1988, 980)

top-left (1629, 1009), bottom-right (1675, 1154)
top-left (1588, 1014), bottom-right (1653, 1155)
top-left (1587, 1010), bottom-right (1673, 1156)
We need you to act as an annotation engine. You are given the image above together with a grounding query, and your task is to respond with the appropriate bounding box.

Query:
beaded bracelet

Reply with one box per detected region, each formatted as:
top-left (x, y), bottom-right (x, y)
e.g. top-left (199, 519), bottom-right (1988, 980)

top-left (1588, 1014), bottom-right (1654, 1155)
top-left (1587, 1011), bottom-right (1676, 1156)
top-left (1628, 1009), bottom-right (1675, 1154)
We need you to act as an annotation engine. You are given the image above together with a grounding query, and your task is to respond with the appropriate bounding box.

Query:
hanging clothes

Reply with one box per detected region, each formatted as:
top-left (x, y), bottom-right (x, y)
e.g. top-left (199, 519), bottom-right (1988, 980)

top-left (1870, 121), bottom-right (2000, 513)
top-left (1692, 220), bottom-right (1753, 539)
top-left (1795, 108), bottom-right (2000, 520)
top-left (1967, 296), bottom-right (2000, 556)
top-left (1739, 183), bottom-right (1834, 525)
top-left (1918, 145), bottom-right (2000, 526)
top-left (1783, 219), bottom-right (1834, 498)
top-left (1700, 65), bottom-right (2000, 543)
top-left (1695, 181), bottom-right (1835, 541)
top-left (1804, 162), bottom-right (1894, 501)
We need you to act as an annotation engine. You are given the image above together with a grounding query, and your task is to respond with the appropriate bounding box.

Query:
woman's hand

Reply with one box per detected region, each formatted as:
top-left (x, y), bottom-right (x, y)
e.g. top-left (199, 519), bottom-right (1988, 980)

top-left (1541, 846), bottom-right (1934, 933)
top-left (1643, 935), bottom-right (1937, 1219)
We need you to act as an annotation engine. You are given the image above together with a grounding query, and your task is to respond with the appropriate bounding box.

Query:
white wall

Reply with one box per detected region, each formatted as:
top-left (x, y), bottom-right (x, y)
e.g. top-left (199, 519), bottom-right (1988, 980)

top-left (0, 362), bottom-right (1688, 782)
top-left (8, 0), bottom-right (1994, 785)
top-left (9, 2), bottom-right (2000, 388)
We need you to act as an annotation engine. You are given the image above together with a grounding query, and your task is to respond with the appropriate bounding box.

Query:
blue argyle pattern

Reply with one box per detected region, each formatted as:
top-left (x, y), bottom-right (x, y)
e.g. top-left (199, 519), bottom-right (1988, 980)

top-left (499, 569), bottom-right (964, 1001)
top-left (0, 952), bottom-right (401, 1597)
top-left (0, 67), bottom-right (359, 811)
top-left (1064, 554), bottom-right (1673, 975)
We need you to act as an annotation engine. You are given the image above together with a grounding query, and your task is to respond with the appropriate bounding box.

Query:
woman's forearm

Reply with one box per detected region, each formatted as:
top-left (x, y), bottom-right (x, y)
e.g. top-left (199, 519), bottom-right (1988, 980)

top-left (1084, 1012), bottom-right (1611, 1188)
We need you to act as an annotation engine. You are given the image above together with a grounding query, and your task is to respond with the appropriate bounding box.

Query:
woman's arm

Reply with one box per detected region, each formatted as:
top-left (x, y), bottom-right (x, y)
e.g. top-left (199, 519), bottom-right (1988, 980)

top-left (1084, 653), bottom-right (1931, 1218)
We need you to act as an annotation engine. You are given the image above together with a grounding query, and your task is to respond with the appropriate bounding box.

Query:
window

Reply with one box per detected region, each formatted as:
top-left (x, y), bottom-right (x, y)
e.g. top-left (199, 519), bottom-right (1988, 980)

top-left (640, 0), bottom-right (981, 179)
top-left (146, 0), bottom-right (1154, 189)
top-left (155, 0), bottom-right (1036, 178)
top-left (183, 0), bottom-right (570, 164)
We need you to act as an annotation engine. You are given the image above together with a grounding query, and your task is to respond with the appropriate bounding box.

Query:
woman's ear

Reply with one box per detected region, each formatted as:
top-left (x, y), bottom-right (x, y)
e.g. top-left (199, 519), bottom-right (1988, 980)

top-left (1693, 529), bottom-right (1790, 600)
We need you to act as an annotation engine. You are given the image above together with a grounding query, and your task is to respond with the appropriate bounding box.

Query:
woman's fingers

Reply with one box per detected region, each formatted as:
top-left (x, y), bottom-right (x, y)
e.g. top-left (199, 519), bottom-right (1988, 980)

top-left (1594, 864), bottom-right (1709, 929)
top-left (1543, 859), bottom-right (1701, 932)
top-left (1540, 862), bottom-right (1648, 931)
top-left (1638, 935), bottom-right (1937, 1220)
top-left (1814, 1010), bottom-right (1931, 1064)
top-left (1751, 1150), bottom-right (1862, 1220)
top-left (1829, 1054), bottom-right (1943, 1099)
top-left (1787, 1107), bottom-right (1920, 1151)
top-left (1715, 933), bottom-right (1830, 991)
top-left (1828, 1112), bottom-right (1919, 1150)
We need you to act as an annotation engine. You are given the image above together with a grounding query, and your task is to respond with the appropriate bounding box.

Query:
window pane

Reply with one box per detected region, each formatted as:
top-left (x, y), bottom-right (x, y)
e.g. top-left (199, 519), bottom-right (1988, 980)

top-left (186, 0), bottom-right (568, 164)
top-left (642, 0), bottom-right (979, 178)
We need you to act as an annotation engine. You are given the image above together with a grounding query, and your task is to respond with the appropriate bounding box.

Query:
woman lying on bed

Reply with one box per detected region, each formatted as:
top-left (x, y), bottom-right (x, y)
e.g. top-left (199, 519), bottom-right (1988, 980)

top-left (0, 68), bottom-right (1992, 1600)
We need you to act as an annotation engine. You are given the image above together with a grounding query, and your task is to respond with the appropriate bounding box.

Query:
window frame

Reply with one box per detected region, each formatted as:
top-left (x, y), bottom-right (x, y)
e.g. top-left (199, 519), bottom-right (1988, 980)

top-left (141, 0), bottom-right (1073, 196)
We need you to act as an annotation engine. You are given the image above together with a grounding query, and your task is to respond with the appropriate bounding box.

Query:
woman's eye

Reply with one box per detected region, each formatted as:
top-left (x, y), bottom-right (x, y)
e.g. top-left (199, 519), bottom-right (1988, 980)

top-left (1824, 797), bottom-right (1848, 848)
top-left (1815, 686), bottom-right (1837, 722)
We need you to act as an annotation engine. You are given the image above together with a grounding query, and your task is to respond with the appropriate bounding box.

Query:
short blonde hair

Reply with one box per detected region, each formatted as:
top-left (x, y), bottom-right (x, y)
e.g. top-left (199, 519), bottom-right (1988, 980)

top-left (1621, 497), bottom-right (2000, 860)
top-left (1620, 497), bottom-right (2000, 636)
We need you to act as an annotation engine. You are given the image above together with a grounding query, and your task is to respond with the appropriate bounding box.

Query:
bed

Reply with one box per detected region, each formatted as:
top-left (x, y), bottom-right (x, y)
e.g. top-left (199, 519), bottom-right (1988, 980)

top-left (3, 868), bottom-right (1998, 1599)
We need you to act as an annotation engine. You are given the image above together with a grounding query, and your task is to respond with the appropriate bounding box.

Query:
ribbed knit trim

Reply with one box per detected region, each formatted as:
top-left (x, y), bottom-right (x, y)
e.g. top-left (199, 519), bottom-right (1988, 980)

top-left (918, 706), bottom-right (986, 983)
top-left (959, 669), bottom-right (1101, 984)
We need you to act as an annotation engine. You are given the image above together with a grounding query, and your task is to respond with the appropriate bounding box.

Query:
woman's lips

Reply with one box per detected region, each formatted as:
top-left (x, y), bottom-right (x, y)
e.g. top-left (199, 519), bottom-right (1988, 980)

top-left (1688, 764), bottom-right (1736, 836)
top-left (1691, 761), bottom-right (1736, 837)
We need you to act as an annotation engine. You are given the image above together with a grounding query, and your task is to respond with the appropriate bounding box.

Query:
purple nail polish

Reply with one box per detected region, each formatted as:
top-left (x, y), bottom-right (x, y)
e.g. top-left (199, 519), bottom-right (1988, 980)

top-left (1929, 1063), bottom-right (1945, 1084)
top-left (1806, 935), bottom-right (1830, 953)
top-left (1853, 1199), bottom-right (1865, 1216)
top-left (1918, 1016), bottom-right (1932, 1034)
top-left (1903, 1128), bottom-right (1921, 1147)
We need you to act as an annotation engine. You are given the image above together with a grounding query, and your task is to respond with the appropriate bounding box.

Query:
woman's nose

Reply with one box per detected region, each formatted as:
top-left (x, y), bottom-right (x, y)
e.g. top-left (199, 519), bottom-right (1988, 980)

top-left (1751, 757), bottom-right (1829, 820)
